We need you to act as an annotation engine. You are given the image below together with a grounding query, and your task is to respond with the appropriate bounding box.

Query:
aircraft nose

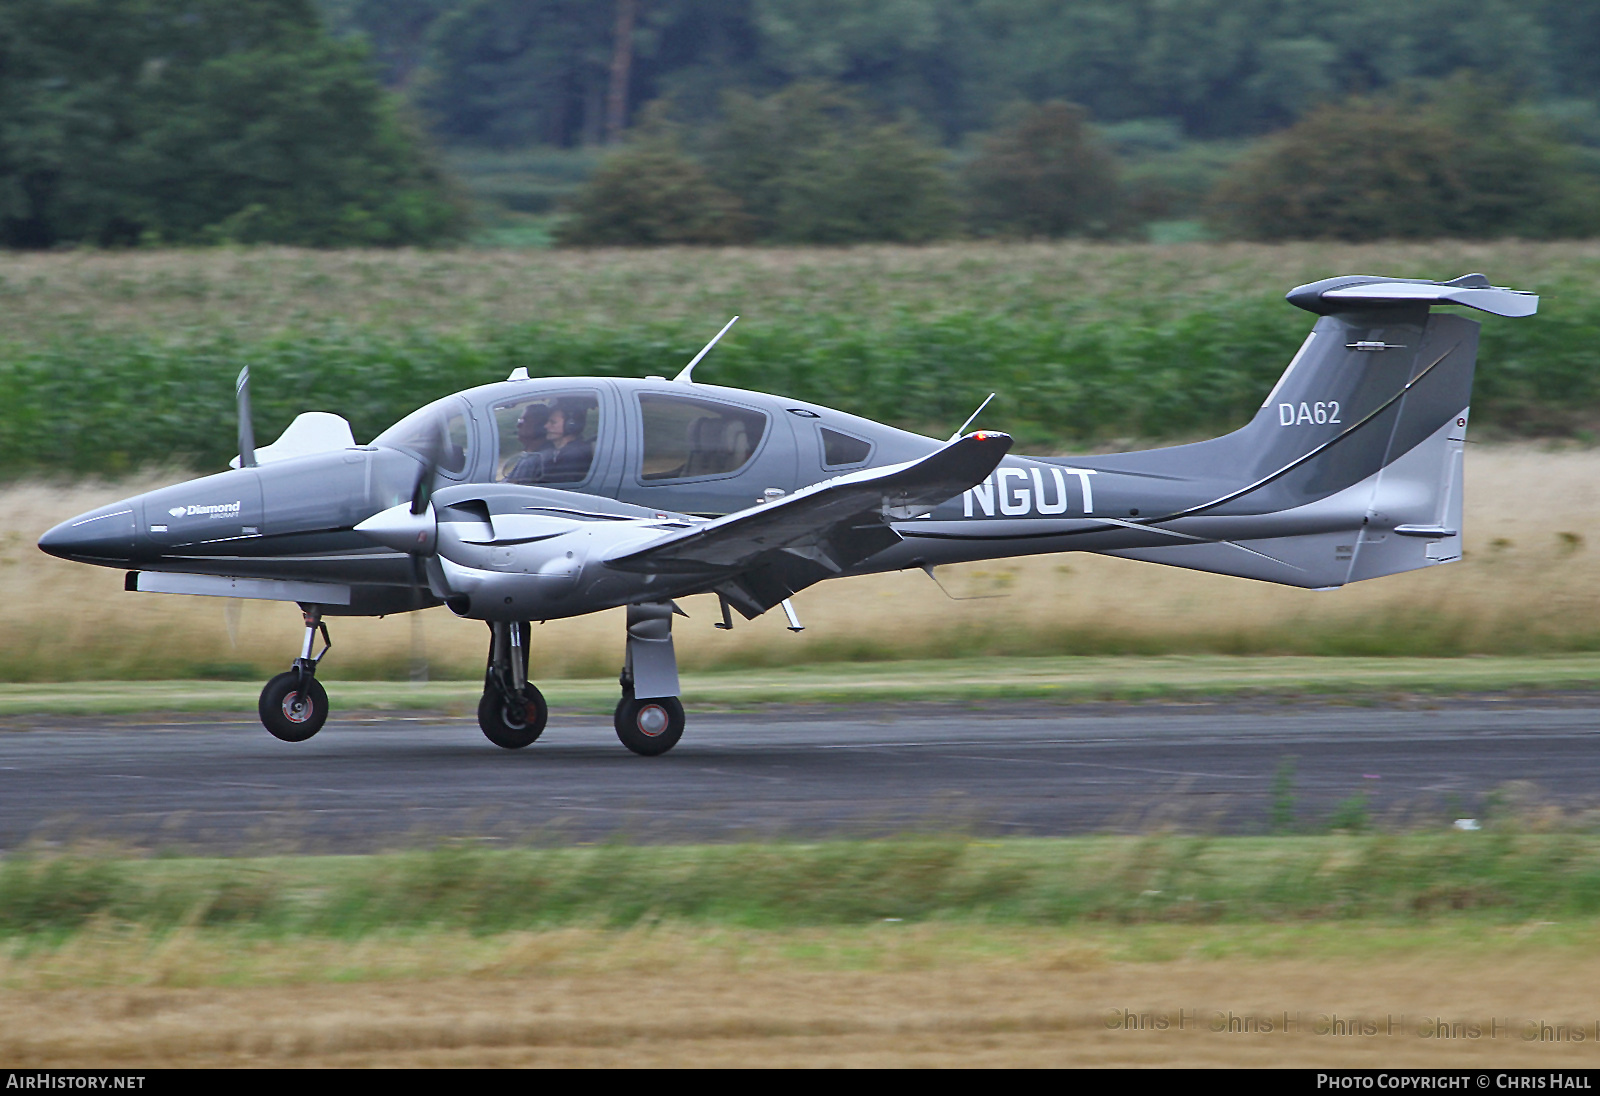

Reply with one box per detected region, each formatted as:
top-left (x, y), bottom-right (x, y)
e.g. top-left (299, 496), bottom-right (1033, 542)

top-left (37, 504), bottom-right (139, 563)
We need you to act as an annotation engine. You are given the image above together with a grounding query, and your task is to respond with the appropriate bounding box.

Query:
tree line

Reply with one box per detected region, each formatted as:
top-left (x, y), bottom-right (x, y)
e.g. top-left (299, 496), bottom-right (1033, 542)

top-left (556, 80), bottom-right (1600, 245)
top-left (326, 0), bottom-right (1600, 147)
top-left (0, 0), bottom-right (465, 248)
top-left (4, 0), bottom-right (1600, 248)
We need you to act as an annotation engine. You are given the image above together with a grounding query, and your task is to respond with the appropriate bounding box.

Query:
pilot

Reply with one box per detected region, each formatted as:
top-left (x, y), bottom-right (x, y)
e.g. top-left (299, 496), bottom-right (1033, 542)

top-left (506, 401), bottom-right (593, 484)
top-left (536, 402), bottom-right (594, 483)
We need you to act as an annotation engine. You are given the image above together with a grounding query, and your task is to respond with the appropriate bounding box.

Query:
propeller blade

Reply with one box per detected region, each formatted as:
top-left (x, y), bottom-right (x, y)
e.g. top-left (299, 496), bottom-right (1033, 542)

top-left (364, 425), bottom-right (444, 594)
top-left (409, 419), bottom-right (446, 515)
top-left (236, 366), bottom-right (257, 468)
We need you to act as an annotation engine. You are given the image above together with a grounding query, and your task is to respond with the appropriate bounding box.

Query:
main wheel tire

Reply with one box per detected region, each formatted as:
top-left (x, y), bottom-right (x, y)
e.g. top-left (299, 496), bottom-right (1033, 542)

top-left (478, 685), bottom-right (548, 749)
top-left (614, 694), bottom-right (685, 756)
top-left (258, 672), bottom-right (329, 742)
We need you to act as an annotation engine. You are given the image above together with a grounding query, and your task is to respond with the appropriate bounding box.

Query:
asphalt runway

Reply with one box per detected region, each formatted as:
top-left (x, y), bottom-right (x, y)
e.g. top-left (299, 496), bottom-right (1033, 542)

top-left (2, 699), bottom-right (1598, 852)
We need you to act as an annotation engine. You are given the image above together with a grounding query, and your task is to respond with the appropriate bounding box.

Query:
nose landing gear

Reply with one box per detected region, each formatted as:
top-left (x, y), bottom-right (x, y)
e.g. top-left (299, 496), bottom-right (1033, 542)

top-left (258, 606), bottom-right (332, 742)
top-left (479, 620), bottom-right (547, 749)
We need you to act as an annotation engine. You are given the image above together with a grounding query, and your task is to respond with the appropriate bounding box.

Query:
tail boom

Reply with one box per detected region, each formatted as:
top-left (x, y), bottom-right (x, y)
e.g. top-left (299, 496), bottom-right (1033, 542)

top-left (876, 274), bottom-right (1532, 589)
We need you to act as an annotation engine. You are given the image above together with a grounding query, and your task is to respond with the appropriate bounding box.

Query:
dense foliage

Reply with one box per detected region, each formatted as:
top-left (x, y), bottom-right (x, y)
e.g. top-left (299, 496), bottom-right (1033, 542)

top-left (556, 133), bottom-right (751, 246)
top-left (309, 1), bottom-right (1600, 243)
top-left (0, 0), bottom-right (465, 248)
top-left (10, 2), bottom-right (1600, 246)
top-left (560, 84), bottom-right (960, 246)
top-left (701, 84), bottom-right (958, 244)
top-left (326, 0), bottom-right (1600, 145)
top-left (1211, 85), bottom-right (1600, 241)
top-left (964, 102), bottom-right (1122, 238)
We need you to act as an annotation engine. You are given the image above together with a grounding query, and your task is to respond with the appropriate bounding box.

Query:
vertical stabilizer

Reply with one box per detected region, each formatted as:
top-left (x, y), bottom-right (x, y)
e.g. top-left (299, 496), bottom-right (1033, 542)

top-left (1094, 275), bottom-right (1534, 588)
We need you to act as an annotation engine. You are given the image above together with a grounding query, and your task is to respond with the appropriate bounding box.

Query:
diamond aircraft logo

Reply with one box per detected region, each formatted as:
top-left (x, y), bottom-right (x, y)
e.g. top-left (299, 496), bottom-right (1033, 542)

top-left (168, 501), bottom-right (242, 519)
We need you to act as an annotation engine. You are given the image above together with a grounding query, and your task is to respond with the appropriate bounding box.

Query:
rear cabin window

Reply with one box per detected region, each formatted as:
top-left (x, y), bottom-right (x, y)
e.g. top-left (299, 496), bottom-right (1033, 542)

top-left (638, 394), bottom-right (768, 481)
top-left (821, 428), bottom-right (873, 468)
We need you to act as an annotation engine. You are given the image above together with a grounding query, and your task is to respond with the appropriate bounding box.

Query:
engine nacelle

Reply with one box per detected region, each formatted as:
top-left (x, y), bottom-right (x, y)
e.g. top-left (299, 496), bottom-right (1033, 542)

top-left (434, 515), bottom-right (673, 621)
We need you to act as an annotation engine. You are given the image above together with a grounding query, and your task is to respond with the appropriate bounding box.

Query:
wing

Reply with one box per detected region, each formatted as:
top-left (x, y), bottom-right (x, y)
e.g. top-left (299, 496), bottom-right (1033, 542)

top-left (603, 431), bottom-right (1012, 617)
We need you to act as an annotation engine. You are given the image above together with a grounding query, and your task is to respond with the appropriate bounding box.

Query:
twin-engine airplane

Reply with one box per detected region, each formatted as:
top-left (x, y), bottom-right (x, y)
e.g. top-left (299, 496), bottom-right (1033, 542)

top-left (39, 274), bottom-right (1536, 755)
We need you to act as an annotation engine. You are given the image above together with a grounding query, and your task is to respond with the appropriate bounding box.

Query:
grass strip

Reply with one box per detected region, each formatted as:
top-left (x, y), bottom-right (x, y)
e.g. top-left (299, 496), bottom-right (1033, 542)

top-left (5, 834), bottom-right (1600, 943)
top-left (1, 654), bottom-right (1597, 716)
top-left (5, 920), bottom-right (1598, 994)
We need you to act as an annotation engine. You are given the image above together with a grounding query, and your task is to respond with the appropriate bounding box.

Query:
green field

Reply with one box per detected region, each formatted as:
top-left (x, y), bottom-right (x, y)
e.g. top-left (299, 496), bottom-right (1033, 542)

top-left (7, 833), bottom-right (1600, 944)
top-left (1, 241), bottom-right (1597, 476)
top-left (1, 654), bottom-right (1598, 715)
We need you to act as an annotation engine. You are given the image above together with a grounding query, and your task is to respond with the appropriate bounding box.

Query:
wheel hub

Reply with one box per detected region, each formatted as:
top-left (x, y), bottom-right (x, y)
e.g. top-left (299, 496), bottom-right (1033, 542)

top-left (281, 693), bottom-right (311, 722)
top-left (636, 704), bottom-right (669, 737)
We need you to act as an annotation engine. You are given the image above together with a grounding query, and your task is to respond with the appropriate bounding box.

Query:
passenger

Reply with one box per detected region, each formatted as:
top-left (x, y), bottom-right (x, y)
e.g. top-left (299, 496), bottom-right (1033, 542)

top-left (505, 404), bottom-right (551, 483)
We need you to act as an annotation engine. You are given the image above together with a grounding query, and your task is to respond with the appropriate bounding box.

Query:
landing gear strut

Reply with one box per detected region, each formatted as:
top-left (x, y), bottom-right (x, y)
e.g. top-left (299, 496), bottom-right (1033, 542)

top-left (615, 601), bottom-right (686, 756)
top-left (259, 606), bottom-right (331, 742)
top-left (479, 620), bottom-right (547, 749)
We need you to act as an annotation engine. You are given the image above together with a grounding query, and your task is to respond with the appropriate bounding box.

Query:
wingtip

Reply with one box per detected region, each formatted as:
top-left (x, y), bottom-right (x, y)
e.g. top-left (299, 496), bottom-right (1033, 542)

top-left (963, 429), bottom-right (1013, 451)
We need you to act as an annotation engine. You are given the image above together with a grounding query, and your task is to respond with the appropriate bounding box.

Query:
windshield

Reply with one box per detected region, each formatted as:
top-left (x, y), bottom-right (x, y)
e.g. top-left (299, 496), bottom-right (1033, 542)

top-left (371, 400), bottom-right (471, 474)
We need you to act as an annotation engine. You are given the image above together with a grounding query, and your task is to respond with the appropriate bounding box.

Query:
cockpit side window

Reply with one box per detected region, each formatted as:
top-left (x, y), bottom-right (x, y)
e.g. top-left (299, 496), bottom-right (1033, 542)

top-left (372, 402), bottom-right (471, 474)
top-left (637, 394), bottom-right (768, 481)
top-left (493, 392), bottom-right (600, 485)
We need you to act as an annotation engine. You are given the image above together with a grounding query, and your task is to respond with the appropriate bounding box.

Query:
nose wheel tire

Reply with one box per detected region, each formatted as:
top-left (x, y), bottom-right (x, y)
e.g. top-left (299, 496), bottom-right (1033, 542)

top-left (614, 694), bottom-right (685, 756)
top-left (258, 672), bottom-right (329, 742)
top-left (478, 685), bottom-right (548, 749)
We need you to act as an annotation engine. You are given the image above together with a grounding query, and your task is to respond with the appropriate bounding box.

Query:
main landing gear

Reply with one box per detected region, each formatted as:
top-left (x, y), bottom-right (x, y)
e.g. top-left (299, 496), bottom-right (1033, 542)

top-left (614, 601), bottom-right (685, 755)
top-left (614, 691), bottom-right (685, 756)
top-left (258, 607), bottom-right (332, 742)
top-left (476, 601), bottom-right (689, 756)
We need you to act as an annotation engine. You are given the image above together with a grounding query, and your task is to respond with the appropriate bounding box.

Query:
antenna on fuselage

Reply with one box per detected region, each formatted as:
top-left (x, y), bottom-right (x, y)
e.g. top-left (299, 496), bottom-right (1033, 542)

top-left (673, 316), bottom-right (739, 383)
top-left (236, 366), bottom-right (257, 468)
top-left (949, 392), bottom-right (996, 442)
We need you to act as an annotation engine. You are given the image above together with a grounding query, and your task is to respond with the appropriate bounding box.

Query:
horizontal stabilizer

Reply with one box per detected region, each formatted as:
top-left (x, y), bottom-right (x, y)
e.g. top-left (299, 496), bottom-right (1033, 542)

top-left (1287, 274), bottom-right (1537, 318)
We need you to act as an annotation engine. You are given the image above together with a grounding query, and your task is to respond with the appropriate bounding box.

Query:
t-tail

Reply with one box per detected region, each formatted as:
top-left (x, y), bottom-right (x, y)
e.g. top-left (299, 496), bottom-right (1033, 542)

top-left (1047, 274), bottom-right (1536, 588)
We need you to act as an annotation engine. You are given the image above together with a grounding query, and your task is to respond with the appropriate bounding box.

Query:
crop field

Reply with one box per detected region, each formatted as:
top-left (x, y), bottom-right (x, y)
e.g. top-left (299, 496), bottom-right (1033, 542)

top-left (1, 241), bottom-right (1598, 474)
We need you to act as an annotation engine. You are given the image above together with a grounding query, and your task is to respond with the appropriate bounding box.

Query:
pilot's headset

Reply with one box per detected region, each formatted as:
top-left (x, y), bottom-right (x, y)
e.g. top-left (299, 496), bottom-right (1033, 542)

top-left (556, 401), bottom-right (588, 437)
